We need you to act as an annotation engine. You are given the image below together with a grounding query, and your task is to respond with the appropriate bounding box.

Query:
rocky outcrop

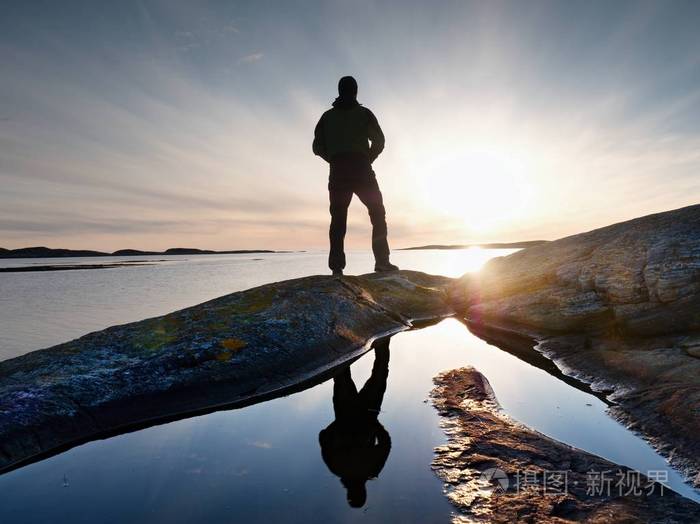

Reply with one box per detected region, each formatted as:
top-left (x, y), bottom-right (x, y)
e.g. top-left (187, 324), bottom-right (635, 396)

top-left (0, 271), bottom-right (452, 473)
top-left (431, 367), bottom-right (700, 523)
top-left (451, 204), bottom-right (700, 335)
top-left (450, 204), bottom-right (700, 486)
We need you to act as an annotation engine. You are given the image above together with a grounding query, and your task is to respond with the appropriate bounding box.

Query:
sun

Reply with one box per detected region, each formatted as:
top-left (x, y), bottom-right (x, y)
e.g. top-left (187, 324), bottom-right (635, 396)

top-left (417, 144), bottom-right (536, 234)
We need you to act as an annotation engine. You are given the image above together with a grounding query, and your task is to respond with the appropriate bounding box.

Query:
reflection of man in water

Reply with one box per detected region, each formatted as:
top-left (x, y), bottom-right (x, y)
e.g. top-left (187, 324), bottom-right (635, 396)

top-left (318, 339), bottom-right (391, 508)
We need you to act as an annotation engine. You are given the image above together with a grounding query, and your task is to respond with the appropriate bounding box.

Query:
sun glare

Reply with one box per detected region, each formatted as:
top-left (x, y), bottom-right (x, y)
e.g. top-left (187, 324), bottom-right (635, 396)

top-left (416, 144), bottom-right (536, 234)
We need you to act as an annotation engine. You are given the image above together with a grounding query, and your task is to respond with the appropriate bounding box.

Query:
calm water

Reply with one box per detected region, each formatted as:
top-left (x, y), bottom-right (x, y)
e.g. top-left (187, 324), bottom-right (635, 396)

top-left (0, 250), bottom-right (698, 523)
top-left (0, 248), bottom-right (513, 360)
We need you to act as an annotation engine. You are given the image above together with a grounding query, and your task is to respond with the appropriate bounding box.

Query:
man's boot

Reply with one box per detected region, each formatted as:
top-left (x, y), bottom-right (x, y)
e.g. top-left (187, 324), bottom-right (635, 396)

top-left (374, 261), bottom-right (399, 272)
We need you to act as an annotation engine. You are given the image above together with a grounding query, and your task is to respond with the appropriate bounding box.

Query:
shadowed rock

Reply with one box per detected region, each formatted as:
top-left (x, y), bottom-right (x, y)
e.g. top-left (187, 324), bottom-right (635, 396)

top-left (450, 204), bottom-right (700, 486)
top-left (431, 367), bottom-right (700, 523)
top-left (451, 204), bottom-right (700, 335)
top-left (0, 271), bottom-right (452, 473)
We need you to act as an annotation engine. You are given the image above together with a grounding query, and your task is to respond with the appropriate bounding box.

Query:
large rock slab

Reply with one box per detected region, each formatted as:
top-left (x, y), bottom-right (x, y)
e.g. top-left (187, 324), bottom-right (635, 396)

top-left (431, 367), bottom-right (700, 523)
top-left (450, 204), bottom-right (700, 487)
top-left (0, 271), bottom-right (452, 473)
top-left (451, 204), bottom-right (700, 336)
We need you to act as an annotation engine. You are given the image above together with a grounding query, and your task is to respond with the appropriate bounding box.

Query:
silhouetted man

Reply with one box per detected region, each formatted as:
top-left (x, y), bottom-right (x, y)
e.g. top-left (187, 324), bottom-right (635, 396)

top-left (318, 339), bottom-right (391, 508)
top-left (313, 76), bottom-right (399, 276)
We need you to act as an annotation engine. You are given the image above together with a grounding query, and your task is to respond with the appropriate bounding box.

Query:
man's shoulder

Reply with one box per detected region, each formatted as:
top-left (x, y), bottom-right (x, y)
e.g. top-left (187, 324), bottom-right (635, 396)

top-left (362, 107), bottom-right (380, 124)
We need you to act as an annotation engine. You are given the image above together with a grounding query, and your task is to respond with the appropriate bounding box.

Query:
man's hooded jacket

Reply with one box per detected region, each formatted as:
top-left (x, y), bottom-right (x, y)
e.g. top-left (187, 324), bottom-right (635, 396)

top-left (312, 97), bottom-right (385, 164)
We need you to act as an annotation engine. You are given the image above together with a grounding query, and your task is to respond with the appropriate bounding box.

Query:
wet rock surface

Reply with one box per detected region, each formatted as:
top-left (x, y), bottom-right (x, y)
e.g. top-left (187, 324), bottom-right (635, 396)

top-left (0, 271), bottom-right (452, 473)
top-left (431, 367), bottom-right (700, 523)
top-left (451, 204), bottom-right (700, 486)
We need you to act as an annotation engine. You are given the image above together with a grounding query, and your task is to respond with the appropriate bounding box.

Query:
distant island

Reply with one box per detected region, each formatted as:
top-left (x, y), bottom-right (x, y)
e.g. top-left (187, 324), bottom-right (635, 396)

top-left (0, 246), bottom-right (285, 259)
top-left (400, 240), bottom-right (548, 250)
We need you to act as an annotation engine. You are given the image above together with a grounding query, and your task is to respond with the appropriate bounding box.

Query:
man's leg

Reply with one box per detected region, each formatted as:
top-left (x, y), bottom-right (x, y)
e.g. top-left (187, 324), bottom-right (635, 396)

top-left (333, 366), bottom-right (359, 422)
top-left (358, 338), bottom-right (390, 418)
top-left (355, 175), bottom-right (390, 267)
top-left (328, 190), bottom-right (353, 272)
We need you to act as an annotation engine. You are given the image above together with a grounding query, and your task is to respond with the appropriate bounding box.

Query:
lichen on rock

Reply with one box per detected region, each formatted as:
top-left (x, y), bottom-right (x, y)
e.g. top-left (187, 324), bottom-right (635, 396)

top-left (0, 270), bottom-right (453, 473)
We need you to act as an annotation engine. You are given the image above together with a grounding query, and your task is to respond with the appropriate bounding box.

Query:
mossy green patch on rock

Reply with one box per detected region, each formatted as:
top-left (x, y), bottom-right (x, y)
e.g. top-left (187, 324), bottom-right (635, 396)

top-left (135, 317), bottom-right (181, 352)
top-left (218, 337), bottom-right (247, 360)
top-left (214, 286), bottom-right (275, 316)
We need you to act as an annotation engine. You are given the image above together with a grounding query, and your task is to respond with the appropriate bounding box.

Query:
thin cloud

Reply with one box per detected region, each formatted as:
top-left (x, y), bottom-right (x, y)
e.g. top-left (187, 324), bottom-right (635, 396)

top-left (237, 52), bottom-right (263, 64)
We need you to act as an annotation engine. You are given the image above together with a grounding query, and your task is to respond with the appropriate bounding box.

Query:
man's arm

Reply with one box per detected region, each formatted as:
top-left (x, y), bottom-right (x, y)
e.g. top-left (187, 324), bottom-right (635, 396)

top-left (366, 109), bottom-right (385, 163)
top-left (312, 115), bottom-right (329, 162)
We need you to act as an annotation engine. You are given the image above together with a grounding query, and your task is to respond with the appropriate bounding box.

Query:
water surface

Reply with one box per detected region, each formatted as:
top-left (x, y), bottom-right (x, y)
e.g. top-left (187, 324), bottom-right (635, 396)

top-left (1, 318), bottom-right (697, 524)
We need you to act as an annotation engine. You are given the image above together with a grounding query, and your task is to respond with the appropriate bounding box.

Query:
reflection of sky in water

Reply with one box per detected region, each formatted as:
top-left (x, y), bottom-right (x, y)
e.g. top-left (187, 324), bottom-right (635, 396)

top-left (413, 320), bottom-right (700, 503)
top-left (0, 326), bottom-right (460, 523)
top-left (0, 320), bottom-right (697, 524)
top-left (0, 248), bottom-right (514, 359)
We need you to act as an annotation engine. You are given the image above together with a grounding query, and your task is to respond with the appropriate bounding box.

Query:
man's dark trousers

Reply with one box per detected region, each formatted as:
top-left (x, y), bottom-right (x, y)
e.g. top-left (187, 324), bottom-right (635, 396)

top-left (328, 154), bottom-right (390, 272)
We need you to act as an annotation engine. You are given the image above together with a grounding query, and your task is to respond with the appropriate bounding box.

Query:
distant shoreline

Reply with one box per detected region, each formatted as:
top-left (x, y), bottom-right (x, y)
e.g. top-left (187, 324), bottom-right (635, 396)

top-left (0, 261), bottom-right (159, 273)
top-left (0, 247), bottom-right (296, 259)
top-left (0, 243), bottom-right (546, 259)
top-left (400, 241), bottom-right (548, 251)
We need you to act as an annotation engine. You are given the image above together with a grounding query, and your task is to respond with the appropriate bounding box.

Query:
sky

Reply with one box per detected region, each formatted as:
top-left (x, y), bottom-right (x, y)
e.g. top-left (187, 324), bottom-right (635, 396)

top-left (1, 0), bottom-right (699, 251)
